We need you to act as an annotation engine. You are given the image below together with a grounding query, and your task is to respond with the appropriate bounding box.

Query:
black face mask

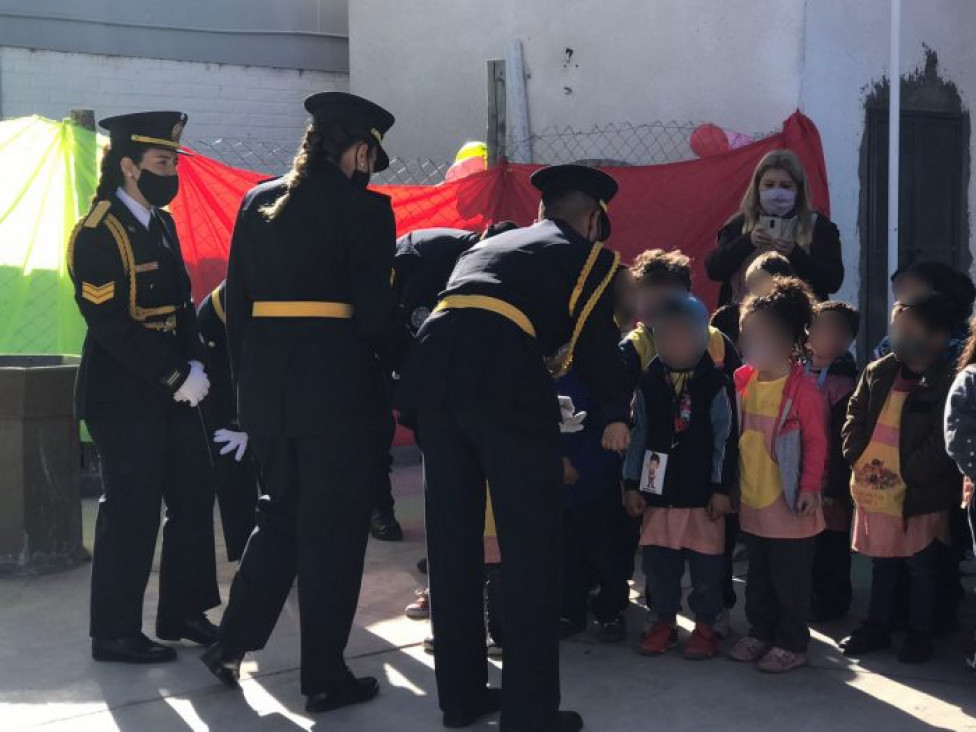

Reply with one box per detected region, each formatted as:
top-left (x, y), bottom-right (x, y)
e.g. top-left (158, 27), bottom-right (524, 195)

top-left (137, 169), bottom-right (179, 207)
top-left (350, 169), bottom-right (371, 189)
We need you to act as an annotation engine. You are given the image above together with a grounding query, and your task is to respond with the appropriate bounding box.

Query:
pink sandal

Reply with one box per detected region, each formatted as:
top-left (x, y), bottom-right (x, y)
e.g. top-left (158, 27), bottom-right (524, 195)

top-left (728, 636), bottom-right (769, 662)
top-left (756, 646), bottom-right (808, 673)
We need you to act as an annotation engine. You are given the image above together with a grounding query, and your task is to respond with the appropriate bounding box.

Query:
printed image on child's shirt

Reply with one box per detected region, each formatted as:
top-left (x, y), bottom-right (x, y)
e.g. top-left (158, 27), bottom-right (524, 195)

top-left (640, 450), bottom-right (668, 495)
top-left (850, 389), bottom-right (908, 516)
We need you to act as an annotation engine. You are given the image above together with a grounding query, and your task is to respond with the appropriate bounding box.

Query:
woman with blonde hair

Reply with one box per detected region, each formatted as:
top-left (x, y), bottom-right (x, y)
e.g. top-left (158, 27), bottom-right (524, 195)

top-left (706, 149), bottom-right (843, 306)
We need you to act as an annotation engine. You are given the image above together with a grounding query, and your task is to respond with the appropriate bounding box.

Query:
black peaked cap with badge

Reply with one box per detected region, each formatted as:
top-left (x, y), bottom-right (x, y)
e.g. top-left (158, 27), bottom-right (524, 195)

top-left (99, 111), bottom-right (188, 154)
top-left (530, 163), bottom-right (618, 240)
top-left (304, 91), bottom-right (395, 172)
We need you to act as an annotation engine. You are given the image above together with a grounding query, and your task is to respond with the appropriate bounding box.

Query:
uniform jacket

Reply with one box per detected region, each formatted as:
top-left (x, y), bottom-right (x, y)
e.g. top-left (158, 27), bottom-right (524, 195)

top-left (396, 218), bottom-right (631, 425)
top-left (391, 227), bottom-right (480, 369)
top-left (224, 164), bottom-right (397, 436)
top-left (843, 353), bottom-right (960, 518)
top-left (197, 281), bottom-right (235, 429)
top-left (68, 192), bottom-right (206, 419)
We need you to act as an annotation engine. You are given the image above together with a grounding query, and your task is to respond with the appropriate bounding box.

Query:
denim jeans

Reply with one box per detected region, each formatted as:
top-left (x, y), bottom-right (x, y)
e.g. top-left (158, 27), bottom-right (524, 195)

top-left (642, 545), bottom-right (724, 625)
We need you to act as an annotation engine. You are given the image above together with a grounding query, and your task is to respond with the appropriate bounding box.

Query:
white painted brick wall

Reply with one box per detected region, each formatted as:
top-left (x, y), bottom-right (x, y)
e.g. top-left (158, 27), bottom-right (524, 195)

top-left (0, 47), bottom-right (349, 146)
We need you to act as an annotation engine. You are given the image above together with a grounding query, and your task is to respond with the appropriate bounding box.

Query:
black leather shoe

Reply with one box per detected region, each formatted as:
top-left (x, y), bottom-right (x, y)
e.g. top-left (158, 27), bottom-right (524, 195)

top-left (443, 687), bottom-right (502, 728)
top-left (840, 622), bottom-right (891, 657)
top-left (156, 614), bottom-right (219, 646)
top-left (370, 510), bottom-right (404, 541)
top-left (502, 710), bottom-right (584, 731)
top-left (305, 676), bottom-right (380, 713)
top-left (559, 617), bottom-right (587, 640)
top-left (201, 642), bottom-right (244, 689)
top-left (898, 632), bottom-right (934, 664)
top-left (92, 634), bottom-right (177, 664)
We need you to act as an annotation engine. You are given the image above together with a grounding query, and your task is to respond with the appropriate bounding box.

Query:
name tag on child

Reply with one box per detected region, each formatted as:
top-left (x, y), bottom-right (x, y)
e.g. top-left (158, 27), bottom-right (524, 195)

top-left (639, 450), bottom-right (668, 496)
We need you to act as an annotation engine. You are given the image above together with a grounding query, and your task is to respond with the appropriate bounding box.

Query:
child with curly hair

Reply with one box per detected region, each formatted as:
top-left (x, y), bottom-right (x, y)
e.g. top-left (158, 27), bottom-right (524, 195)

top-left (728, 276), bottom-right (826, 673)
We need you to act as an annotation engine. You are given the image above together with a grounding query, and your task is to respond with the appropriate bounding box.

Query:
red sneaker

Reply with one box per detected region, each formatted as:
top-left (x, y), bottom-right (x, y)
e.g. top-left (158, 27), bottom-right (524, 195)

top-left (683, 623), bottom-right (718, 660)
top-left (637, 620), bottom-right (678, 656)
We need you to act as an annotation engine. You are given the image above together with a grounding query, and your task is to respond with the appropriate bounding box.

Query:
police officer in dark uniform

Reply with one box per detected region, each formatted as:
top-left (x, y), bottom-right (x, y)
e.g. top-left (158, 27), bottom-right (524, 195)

top-left (197, 281), bottom-right (259, 561)
top-left (201, 92), bottom-right (397, 714)
top-left (397, 165), bottom-right (633, 732)
top-left (392, 222), bottom-right (519, 369)
top-left (370, 223), bottom-right (521, 544)
top-left (68, 111), bottom-right (220, 663)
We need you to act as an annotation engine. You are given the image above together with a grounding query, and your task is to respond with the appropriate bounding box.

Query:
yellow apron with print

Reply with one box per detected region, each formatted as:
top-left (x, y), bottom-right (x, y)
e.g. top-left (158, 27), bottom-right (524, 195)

top-left (850, 389), bottom-right (907, 517)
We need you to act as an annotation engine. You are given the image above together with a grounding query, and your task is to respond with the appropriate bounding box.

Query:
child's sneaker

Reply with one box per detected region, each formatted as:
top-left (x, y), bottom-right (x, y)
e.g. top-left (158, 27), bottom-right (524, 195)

top-left (712, 608), bottom-right (732, 639)
top-left (756, 646), bottom-right (808, 673)
top-left (405, 589), bottom-right (430, 619)
top-left (728, 635), bottom-right (769, 662)
top-left (596, 615), bottom-right (627, 643)
top-left (423, 635), bottom-right (435, 653)
top-left (683, 623), bottom-right (718, 660)
top-left (637, 620), bottom-right (678, 656)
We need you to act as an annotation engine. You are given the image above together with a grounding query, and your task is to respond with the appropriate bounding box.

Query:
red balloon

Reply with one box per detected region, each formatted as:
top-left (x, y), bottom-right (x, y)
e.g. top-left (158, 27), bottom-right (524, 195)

top-left (690, 123), bottom-right (731, 158)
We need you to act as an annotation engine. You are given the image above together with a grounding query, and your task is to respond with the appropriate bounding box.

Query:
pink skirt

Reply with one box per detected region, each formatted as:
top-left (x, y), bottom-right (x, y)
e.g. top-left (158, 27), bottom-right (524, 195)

top-left (639, 506), bottom-right (725, 555)
top-left (852, 509), bottom-right (949, 558)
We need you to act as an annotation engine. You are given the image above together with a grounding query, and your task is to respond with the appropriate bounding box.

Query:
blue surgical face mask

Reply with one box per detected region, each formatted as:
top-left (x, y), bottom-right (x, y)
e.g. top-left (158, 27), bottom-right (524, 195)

top-left (759, 187), bottom-right (796, 217)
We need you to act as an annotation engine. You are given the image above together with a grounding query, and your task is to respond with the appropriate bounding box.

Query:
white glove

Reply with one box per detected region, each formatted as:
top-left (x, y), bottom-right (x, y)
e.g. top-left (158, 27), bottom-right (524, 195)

top-left (213, 428), bottom-right (248, 462)
top-left (558, 395), bottom-right (587, 433)
top-left (173, 360), bottom-right (210, 407)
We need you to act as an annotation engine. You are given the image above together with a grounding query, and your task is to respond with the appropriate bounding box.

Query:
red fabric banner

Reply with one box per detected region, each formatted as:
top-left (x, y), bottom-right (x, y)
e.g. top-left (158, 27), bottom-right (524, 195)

top-left (170, 111), bottom-right (828, 445)
top-left (173, 110), bottom-right (828, 309)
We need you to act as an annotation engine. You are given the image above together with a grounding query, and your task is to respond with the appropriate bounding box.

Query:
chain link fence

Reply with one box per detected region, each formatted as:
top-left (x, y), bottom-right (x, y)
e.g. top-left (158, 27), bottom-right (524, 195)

top-left (509, 121), bottom-right (776, 167)
top-left (189, 121), bottom-right (776, 184)
top-left (188, 138), bottom-right (453, 186)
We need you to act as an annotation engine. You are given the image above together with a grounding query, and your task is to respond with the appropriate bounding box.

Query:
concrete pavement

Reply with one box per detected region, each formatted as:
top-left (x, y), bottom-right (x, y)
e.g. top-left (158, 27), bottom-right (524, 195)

top-left (1, 454), bottom-right (975, 731)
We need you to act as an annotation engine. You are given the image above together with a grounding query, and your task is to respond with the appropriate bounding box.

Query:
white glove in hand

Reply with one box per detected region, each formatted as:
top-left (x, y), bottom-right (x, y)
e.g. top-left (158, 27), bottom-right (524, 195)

top-left (557, 395), bottom-right (587, 433)
top-left (213, 428), bottom-right (248, 462)
top-left (173, 360), bottom-right (210, 407)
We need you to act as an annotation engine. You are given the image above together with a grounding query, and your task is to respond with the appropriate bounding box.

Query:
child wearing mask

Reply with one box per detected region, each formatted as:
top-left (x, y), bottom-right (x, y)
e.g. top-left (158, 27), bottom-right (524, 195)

top-left (622, 295), bottom-right (737, 659)
top-left (806, 301), bottom-right (860, 621)
top-left (841, 294), bottom-right (960, 664)
top-left (728, 276), bottom-right (826, 673)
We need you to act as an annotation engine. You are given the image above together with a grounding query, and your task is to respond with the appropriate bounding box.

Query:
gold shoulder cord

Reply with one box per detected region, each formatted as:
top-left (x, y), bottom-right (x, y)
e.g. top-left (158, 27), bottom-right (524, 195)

top-left (552, 246), bottom-right (621, 378)
top-left (568, 242), bottom-right (602, 316)
top-left (102, 214), bottom-right (177, 321)
top-left (211, 285), bottom-right (226, 324)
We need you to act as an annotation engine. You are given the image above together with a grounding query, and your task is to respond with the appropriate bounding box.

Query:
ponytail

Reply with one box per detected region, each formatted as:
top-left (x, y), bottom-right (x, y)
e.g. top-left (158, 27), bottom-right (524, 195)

top-left (260, 121), bottom-right (375, 221)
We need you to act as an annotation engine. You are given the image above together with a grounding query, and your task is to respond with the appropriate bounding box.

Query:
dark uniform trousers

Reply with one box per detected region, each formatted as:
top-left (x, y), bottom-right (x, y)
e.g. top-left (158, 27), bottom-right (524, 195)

top-left (88, 407), bottom-right (219, 638)
top-left (219, 420), bottom-right (390, 695)
top-left (419, 405), bottom-right (563, 732)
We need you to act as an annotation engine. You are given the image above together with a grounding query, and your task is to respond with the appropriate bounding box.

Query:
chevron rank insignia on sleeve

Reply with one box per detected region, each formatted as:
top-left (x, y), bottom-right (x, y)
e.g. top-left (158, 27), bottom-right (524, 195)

top-left (81, 281), bottom-right (115, 304)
